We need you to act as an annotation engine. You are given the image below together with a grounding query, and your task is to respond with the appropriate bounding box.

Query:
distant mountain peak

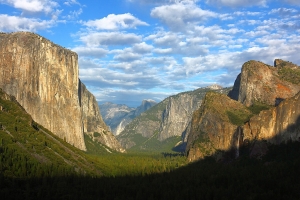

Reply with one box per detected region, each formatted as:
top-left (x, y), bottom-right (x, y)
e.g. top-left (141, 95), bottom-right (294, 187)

top-left (206, 84), bottom-right (223, 90)
top-left (100, 99), bottom-right (157, 135)
top-left (142, 99), bottom-right (156, 103)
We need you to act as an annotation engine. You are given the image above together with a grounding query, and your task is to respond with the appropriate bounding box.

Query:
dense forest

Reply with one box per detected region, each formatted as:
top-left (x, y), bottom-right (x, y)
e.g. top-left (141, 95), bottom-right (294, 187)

top-left (1, 89), bottom-right (300, 199)
top-left (1, 141), bottom-right (300, 199)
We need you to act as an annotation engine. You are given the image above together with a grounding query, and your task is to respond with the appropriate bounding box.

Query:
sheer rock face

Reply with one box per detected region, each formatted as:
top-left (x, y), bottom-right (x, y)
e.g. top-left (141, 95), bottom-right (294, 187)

top-left (80, 81), bottom-right (124, 152)
top-left (243, 91), bottom-right (300, 144)
top-left (0, 32), bottom-right (122, 152)
top-left (0, 32), bottom-right (85, 150)
top-left (230, 60), bottom-right (300, 106)
top-left (185, 92), bottom-right (250, 162)
top-left (158, 93), bottom-right (202, 141)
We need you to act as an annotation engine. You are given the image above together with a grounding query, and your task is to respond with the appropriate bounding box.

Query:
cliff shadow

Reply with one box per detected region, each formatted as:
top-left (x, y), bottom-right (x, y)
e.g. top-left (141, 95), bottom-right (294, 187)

top-left (227, 73), bottom-right (241, 101)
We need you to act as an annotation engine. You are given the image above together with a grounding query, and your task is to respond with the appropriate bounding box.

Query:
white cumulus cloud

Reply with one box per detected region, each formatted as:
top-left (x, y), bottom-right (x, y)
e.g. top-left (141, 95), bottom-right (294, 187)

top-left (1, 0), bottom-right (58, 14)
top-left (72, 46), bottom-right (108, 58)
top-left (284, 0), bottom-right (300, 5)
top-left (0, 14), bottom-right (54, 31)
top-left (151, 1), bottom-right (217, 31)
top-left (79, 32), bottom-right (142, 47)
top-left (82, 13), bottom-right (149, 30)
top-left (206, 0), bottom-right (266, 7)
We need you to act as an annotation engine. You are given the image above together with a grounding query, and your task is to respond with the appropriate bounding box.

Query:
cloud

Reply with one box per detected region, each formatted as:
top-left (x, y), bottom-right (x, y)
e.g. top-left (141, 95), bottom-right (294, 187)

top-left (127, 0), bottom-right (199, 5)
top-left (153, 32), bottom-right (181, 46)
top-left (79, 32), bottom-right (142, 46)
top-left (72, 46), bottom-right (108, 58)
top-left (151, 1), bottom-right (217, 32)
top-left (92, 87), bottom-right (171, 107)
top-left (144, 56), bottom-right (177, 66)
top-left (148, 31), bottom-right (210, 56)
top-left (79, 66), bottom-right (163, 90)
top-left (269, 8), bottom-right (298, 17)
top-left (64, 0), bottom-right (80, 6)
top-left (82, 13), bottom-right (148, 30)
top-left (113, 51), bottom-right (141, 62)
top-left (153, 48), bottom-right (173, 54)
top-left (65, 8), bottom-right (82, 20)
top-left (233, 11), bottom-right (261, 16)
top-left (132, 42), bottom-right (153, 54)
top-left (284, 0), bottom-right (300, 5)
top-left (0, 14), bottom-right (54, 31)
top-left (1, 0), bottom-right (58, 14)
top-left (206, 0), bottom-right (266, 7)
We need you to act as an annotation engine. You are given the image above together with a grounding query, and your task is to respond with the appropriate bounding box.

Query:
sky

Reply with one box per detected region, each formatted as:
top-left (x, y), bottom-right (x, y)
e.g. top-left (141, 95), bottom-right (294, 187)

top-left (0, 0), bottom-right (300, 107)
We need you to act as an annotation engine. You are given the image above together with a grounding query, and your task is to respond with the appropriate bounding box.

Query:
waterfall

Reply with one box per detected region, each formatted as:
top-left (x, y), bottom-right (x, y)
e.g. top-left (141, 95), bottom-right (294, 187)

top-left (236, 127), bottom-right (243, 158)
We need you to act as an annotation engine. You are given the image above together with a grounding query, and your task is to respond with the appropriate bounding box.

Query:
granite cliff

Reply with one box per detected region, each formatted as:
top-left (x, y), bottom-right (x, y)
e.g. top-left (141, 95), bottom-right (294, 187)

top-left (186, 59), bottom-right (300, 161)
top-left (117, 86), bottom-right (231, 151)
top-left (0, 32), bottom-right (122, 152)
top-left (229, 59), bottom-right (300, 106)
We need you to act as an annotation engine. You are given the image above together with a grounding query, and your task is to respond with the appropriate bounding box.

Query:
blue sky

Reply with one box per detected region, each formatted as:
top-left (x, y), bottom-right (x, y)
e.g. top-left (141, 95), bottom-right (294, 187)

top-left (0, 0), bottom-right (300, 107)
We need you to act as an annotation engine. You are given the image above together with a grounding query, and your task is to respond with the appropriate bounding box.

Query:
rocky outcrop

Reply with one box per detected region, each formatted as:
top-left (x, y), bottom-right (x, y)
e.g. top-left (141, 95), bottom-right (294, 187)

top-left (0, 32), bottom-right (122, 152)
top-left (100, 99), bottom-right (156, 136)
top-left (229, 60), bottom-right (300, 106)
top-left (185, 92), bottom-right (251, 162)
top-left (117, 87), bottom-right (231, 150)
top-left (80, 81), bottom-right (124, 152)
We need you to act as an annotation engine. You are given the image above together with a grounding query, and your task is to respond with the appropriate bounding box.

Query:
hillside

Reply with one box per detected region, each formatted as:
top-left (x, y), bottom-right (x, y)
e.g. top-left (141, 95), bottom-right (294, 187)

top-left (117, 86), bottom-right (231, 152)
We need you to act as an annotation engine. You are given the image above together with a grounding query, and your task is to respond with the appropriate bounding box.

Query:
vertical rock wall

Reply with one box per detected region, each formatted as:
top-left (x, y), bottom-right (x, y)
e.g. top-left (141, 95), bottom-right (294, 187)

top-left (0, 32), bottom-right (85, 149)
top-left (158, 93), bottom-right (202, 141)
